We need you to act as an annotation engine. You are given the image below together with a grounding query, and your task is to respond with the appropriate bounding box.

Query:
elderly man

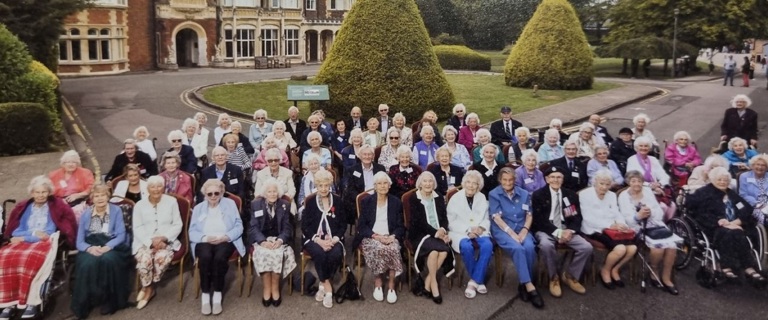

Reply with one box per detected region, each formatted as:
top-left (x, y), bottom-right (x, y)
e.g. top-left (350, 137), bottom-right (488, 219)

top-left (284, 106), bottom-right (307, 142)
top-left (377, 104), bottom-right (392, 133)
top-left (723, 55), bottom-right (736, 86)
top-left (490, 106), bottom-right (524, 147)
top-left (345, 106), bottom-right (364, 130)
top-left (549, 141), bottom-right (588, 191)
top-left (198, 146), bottom-right (245, 204)
top-left (588, 114), bottom-right (613, 145)
top-left (531, 166), bottom-right (592, 298)
top-left (105, 139), bottom-right (158, 182)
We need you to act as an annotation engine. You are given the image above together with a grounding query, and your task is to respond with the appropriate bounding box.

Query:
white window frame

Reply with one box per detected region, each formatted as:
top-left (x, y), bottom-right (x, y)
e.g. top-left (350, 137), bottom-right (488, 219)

top-left (282, 0), bottom-right (298, 8)
top-left (224, 0), bottom-right (257, 7)
top-left (59, 28), bottom-right (83, 62)
top-left (260, 27), bottom-right (279, 57)
top-left (93, 0), bottom-right (127, 6)
top-left (236, 27), bottom-right (257, 58)
top-left (284, 28), bottom-right (299, 56)
top-left (271, 0), bottom-right (280, 8)
top-left (305, 0), bottom-right (315, 10)
top-left (330, 0), bottom-right (341, 10)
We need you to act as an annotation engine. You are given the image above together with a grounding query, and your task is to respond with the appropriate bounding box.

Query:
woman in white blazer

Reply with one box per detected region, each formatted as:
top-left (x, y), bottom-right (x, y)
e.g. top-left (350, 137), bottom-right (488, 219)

top-left (111, 164), bottom-right (149, 203)
top-left (254, 149), bottom-right (297, 213)
top-left (182, 118), bottom-right (209, 167)
top-left (626, 136), bottom-right (676, 219)
top-left (447, 170), bottom-right (491, 299)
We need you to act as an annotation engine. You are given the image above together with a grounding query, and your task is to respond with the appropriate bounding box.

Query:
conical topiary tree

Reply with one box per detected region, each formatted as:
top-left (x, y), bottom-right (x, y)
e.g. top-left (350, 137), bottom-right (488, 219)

top-left (313, 0), bottom-right (455, 121)
top-left (503, 0), bottom-right (593, 90)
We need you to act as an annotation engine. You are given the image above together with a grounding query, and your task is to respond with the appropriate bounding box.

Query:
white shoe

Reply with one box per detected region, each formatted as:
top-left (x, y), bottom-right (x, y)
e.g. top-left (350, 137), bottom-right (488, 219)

top-left (322, 292), bottom-right (333, 308)
top-left (477, 284), bottom-right (488, 294)
top-left (373, 287), bottom-right (384, 302)
top-left (315, 286), bottom-right (325, 302)
top-left (387, 289), bottom-right (397, 304)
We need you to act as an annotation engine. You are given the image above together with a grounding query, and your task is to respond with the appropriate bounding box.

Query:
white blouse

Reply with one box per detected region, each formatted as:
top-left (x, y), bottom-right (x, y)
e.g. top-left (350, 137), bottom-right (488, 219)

top-left (203, 206), bottom-right (227, 238)
top-left (136, 139), bottom-right (157, 161)
top-left (372, 202), bottom-right (389, 235)
top-left (578, 187), bottom-right (623, 235)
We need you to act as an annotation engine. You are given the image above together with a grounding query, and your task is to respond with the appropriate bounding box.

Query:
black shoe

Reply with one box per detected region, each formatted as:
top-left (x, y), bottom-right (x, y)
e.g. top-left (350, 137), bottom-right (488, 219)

top-left (262, 297), bottom-right (272, 307)
top-left (272, 296), bottom-right (282, 307)
top-left (612, 278), bottom-right (625, 288)
top-left (0, 308), bottom-right (12, 320)
top-left (601, 277), bottom-right (615, 290)
top-left (517, 284), bottom-right (529, 302)
top-left (20, 306), bottom-right (38, 319)
top-left (663, 284), bottom-right (679, 295)
top-left (431, 295), bottom-right (442, 304)
top-left (528, 289), bottom-right (544, 309)
top-left (99, 304), bottom-right (115, 316)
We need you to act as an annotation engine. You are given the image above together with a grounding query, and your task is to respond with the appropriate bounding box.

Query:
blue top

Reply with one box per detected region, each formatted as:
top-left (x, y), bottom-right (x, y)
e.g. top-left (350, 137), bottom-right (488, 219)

top-left (249, 122), bottom-right (274, 148)
top-left (332, 132), bottom-right (350, 153)
top-left (488, 185), bottom-right (531, 233)
top-left (449, 144), bottom-right (472, 170)
top-left (586, 159), bottom-right (625, 186)
top-left (738, 170), bottom-right (768, 207)
top-left (189, 197), bottom-right (245, 258)
top-left (723, 149), bottom-right (758, 168)
top-left (514, 166), bottom-right (546, 193)
top-left (76, 203), bottom-right (127, 251)
top-left (303, 148), bottom-right (333, 168)
top-left (12, 203), bottom-right (56, 243)
top-left (319, 121), bottom-right (334, 138)
top-left (472, 144), bottom-right (505, 165)
top-left (538, 143), bottom-right (564, 164)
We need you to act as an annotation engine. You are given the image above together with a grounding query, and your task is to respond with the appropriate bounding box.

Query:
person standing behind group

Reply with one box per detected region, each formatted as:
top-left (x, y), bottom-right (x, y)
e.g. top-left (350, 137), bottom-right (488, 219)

top-left (723, 55), bottom-right (736, 86)
top-left (720, 94), bottom-right (758, 148)
top-left (741, 56), bottom-right (751, 87)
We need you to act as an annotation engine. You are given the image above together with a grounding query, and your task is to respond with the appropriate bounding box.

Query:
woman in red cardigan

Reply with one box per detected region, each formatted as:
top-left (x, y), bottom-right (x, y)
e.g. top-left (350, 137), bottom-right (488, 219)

top-left (48, 150), bottom-right (95, 222)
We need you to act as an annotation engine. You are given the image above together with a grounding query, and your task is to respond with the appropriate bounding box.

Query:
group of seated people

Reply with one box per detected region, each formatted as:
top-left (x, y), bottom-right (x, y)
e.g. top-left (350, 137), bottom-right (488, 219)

top-left (0, 93), bottom-right (763, 317)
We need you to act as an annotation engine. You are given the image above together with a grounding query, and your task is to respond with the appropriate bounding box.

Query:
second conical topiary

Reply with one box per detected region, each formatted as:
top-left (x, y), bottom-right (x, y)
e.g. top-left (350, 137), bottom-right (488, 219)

top-left (313, 0), bottom-right (455, 121)
top-left (504, 0), bottom-right (593, 90)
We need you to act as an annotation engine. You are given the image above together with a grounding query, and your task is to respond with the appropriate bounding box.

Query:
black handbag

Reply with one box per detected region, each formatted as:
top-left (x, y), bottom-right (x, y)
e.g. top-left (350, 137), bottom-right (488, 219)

top-left (334, 267), bottom-right (361, 303)
top-left (645, 227), bottom-right (673, 240)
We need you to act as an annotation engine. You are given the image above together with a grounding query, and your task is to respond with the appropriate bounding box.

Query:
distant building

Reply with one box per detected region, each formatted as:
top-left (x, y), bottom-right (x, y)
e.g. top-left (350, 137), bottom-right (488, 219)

top-left (57, 0), bottom-right (353, 76)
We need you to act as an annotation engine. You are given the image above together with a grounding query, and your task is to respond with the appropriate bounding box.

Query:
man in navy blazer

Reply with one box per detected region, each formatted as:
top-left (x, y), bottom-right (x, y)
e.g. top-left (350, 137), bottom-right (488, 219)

top-left (342, 146), bottom-right (386, 225)
top-left (530, 166), bottom-right (591, 298)
top-left (198, 147), bottom-right (245, 204)
top-left (549, 141), bottom-right (588, 192)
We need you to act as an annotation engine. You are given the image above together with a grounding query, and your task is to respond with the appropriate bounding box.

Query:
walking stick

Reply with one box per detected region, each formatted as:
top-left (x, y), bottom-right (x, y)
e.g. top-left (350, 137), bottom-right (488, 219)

top-left (641, 217), bottom-right (648, 293)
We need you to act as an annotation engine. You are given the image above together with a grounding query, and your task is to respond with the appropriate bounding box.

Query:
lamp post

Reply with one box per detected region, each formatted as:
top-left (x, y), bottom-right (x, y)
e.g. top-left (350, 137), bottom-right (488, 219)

top-left (671, 8), bottom-right (679, 77)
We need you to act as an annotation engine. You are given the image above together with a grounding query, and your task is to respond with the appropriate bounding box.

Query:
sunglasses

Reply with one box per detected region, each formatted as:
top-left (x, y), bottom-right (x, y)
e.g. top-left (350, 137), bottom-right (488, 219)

top-left (206, 192), bottom-right (221, 197)
top-left (172, 139), bottom-right (182, 143)
top-left (267, 159), bottom-right (280, 163)
top-left (379, 109), bottom-right (389, 112)
top-left (390, 136), bottom-right (400, 140)
top-left (255, 117), bottom-right (265, 120)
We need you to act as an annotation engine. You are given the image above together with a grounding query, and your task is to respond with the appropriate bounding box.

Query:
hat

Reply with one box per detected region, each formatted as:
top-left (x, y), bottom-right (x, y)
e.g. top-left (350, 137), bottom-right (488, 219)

top-left (544, 166), bottom-right (566, 177)
top-left (500, 106), bottom-right (512, 113)
top-left (619, 127), bottom-right (633, 135)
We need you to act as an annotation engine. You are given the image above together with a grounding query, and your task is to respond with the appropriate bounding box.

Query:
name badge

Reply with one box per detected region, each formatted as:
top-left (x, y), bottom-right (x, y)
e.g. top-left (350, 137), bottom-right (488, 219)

top-left (524, 178), bottom-right (533, 184)
top-left (254, 210), bottom-right (264, 218)
top-left (337, 137), bottom-right (344, 142)
top-left (736, 202), bottom-right (745, 210)
top-left (406, 167), bottom-right (413, 173)
top-left (229, 178), bottom-right (238, 185)
top-left (563, 197), bottom-right (571, 206)
top-left (485, 170), bottom-right (493, 177)
top-left (748, 178), bottom-right (757, 184)
top-left (101, 222), bottom-right (109, 233)
top-left (321, 124), bottom-right (327, 129)
top-left (522, 204), bottom-right (529, 211)
top-left (599, 132), bottom-right (605, 137)
top-left (449, 176), bottom-right (456, 184)
top-left (140, 169), bottom-right (147, 174)
top-left (353, 171), bottom-right (361, 178)
top-left (348, 154), bottom-right (356, 159)
top-left (238, 142), bottom-right (243, 147)
top-left (571, 172), bottom-right (579, 178)
top-left (420, 151), bottom-right (427, 155)
top-left (59, 180), bottom-right (68, 188)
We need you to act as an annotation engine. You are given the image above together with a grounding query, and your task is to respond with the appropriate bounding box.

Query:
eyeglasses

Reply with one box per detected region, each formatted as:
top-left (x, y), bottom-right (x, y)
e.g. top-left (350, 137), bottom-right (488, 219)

top-left (267, 159), bottom-right (280, 163)
top-left (206, 192), bottom-right (221, 197)
top-left (390, 137), bottom-right (400, 140)
top-left (582, 131), bottom-right (594, 134)
top-left (379, 109), bottom-right (389, 112)
top-left (255, 117), bottom-right (265, 120)
top-left (172, 139), bottom-right (182, 143)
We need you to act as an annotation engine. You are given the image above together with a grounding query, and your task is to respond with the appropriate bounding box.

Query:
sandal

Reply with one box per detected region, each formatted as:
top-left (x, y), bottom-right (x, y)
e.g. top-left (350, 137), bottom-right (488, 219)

top-left (722, 268), bottom-right (738, 279)
top-left (464, 281), bottom-right (477, 299)
top-left (746, 270), bottom-right (766, 282)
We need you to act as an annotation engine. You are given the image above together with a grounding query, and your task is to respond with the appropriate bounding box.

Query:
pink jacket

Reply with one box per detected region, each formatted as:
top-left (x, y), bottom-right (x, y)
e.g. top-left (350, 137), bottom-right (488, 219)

top-left (49, 167), bottom-right (95, 198)
top-left (664, 143), bottom-right (702, 177)
top-left (159, 170), bottom-right (194, 204)
top-left (251, 148), bottom-right (290, 171)
top-left (458, 126), bottom-right (479, 153)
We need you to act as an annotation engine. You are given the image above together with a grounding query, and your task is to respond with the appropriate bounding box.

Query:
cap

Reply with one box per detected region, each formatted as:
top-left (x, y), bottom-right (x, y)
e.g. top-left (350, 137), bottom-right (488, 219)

top-left (500, 106), bottom-right (512, 113)
top-left (544, 166), bottom-right (566, 177)
top-left (618, 127), bottom-right (633, 135)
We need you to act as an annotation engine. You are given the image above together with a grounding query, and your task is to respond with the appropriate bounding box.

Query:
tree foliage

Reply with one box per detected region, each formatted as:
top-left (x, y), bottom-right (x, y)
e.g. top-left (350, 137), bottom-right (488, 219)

top-left (599, 37), bottom-right (698, 60)
top-left (313, 0), bottom-right (455, 121)
top-left (433, 45), bottom-right (491, 71)
top-left (416, 0), bottom-right (463, 38)
top-left (0, 0), bottom-right (90, 71)
top-left (452, 0), bottom-right (539, 50)
top-left (504, 0), bottom-right (593, 90)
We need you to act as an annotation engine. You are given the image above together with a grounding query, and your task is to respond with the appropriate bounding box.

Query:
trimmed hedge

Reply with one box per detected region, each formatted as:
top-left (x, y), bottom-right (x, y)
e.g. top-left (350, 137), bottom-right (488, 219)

top-left (504, 0), bottom-right (593, 90)
top-left (433, 45), bottom-right (491, 71)
top-left (0, 103), bottom-right (52, 155)
top-left (313, 0), bottom-right (455, 121)
top-left (0, 24), bottom-right (32, 101)
top-left (431, 33), bottom-right (466, 46)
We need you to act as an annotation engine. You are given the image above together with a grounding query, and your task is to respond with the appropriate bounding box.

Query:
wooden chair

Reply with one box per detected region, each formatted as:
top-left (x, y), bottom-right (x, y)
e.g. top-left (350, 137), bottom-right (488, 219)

top-left (400, 189), bottom-right (418, 289)
top-left (299, 193), bottom-right (347, 295)
top-left (354, 190), bottom-right (374, 289)
top-left (245, 195), bottom-right (295, 297)
top-left (194, 192), bottom-right (244, 298)
top-left (107, 174), bottom-right (127, 191)
top-left (374, 146), bottom-right (382, 165)
top-left (426, 162), bottom-right (438, 172)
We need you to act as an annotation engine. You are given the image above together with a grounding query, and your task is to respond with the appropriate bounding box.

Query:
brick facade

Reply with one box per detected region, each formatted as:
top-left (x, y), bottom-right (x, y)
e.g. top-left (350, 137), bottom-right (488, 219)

top-left (127, 0), bottom-right (155, 71)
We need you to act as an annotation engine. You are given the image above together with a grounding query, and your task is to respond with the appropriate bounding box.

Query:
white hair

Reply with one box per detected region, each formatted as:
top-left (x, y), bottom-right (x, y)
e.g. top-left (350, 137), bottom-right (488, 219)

top-left (514, 126), bottom-right (530, 137)
top-left (259, 177), bottom-right (285, 198)
top-left (396, 145), bottom-right (412, 159)
top-left (728, 137), bottom-right (747, 151)
top-left (593, 169), bottom-right (614, 184)
top-left (415, 171), bottom-right (437, 190)
top-left (673, 131), bottom-right (691, 141)
top-left (419, 125), bottom-right (435, 137)
top-left (465, 112), bottom-right (479, 123)
top-left (216, 113), bottom-right (231, 125)
top-left (549, 118), bottom-right (562, 128)
top-left (147, 175), bottom-right (165, 187)
top-left (476, 128), bottom-right (491, 140)
top-left (521, 149), bottom-right (538, 162)
top-left (60, 150), bottom-right (81, 166)
top-left (452, 103), bottom-right (466, 114)
top-left (133, 126), bottom-right (149, 139)
top-left (707, 167), bottom-right (731, 183)
top-left (544, 128), bottom-right (560, 140)
top-left (167, 130), bottom-right (184, 143)
top-left (461, 170), bottom-right (484, 190)
top-left (182, 118), bottom-right (198, 131)
top-left (578, 122), bottom-right (595, 132)
top-left (633, 136), bottom-right (653, 150)
top-left (632, 113), bottom-right (650, 125)
top-left (373, 171), bottom-right (392, 185)
top-left (253, 109), bottom-right (267, 119)
top-left (731, 94), bottom-right (752, 108)
top-left (272, 120), bottom-right (286, 131)
top-left (27, 175), bottom-right (54, 195)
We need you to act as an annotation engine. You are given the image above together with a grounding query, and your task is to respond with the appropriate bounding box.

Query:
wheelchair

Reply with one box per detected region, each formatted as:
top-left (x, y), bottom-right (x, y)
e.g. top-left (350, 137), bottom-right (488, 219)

top-left (666, 188), bottom-right (766, 288)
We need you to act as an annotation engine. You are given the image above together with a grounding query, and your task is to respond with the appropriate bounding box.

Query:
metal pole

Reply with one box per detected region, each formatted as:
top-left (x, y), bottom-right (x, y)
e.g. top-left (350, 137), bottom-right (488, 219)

top-left (672, 8), bottom-right (679, 77)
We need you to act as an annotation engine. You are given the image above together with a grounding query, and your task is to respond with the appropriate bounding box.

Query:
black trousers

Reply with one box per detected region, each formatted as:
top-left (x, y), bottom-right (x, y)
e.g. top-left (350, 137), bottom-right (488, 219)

top-left (196, 242), bottom-right (236, 293)
top-left (304, 242), bottom-right (343, 282)
top-left (715, 227), bottom-right (757, 271)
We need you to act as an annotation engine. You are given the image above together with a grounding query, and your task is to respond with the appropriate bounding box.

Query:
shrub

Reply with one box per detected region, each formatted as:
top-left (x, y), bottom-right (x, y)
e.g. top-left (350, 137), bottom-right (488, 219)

top-left (0, 103), bottom-right (52, 155)
top-left (504, 0), bottom-right (594, 90)
top-left (502, 43), bottom-right (514, 55)
top-left (431, 33), bottom-right (466, 46)
top-left (313, 0), bottom-right (455, 121)
top-left (0, 24), bottom-right (32, 100)
top-left (433, 45), bottom-right (491, 71)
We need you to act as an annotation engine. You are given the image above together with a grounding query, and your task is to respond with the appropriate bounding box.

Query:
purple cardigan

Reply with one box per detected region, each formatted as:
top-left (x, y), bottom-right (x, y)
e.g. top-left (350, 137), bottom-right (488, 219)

top-left (515, 166), bottom-right (546, 193)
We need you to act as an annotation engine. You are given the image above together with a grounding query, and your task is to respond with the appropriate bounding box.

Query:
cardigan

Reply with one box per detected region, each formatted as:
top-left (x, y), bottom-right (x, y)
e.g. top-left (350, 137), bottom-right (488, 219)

top-left (458, 125), bottom-right (480, 153)
top-left (514, 166), bottom-right (546, 194)
top-left (6, 197), bottom-right (77, 248)
top-left (407, 191), bottom-right (448, 245)
top-left (353, 194), bottom-right (405, 249)
top-left (578, 188), bottom-right (623, 235)
top-left (76, 203), bottom-right (126, 251)
top-left (189, 197), bottom-right (244, 258)
top-left (254, 166), bottom-right (296, 199)
top-left (112, 179), bottom-right (149, 202)
top-left (446, 190), bottom-right (490, 253)
top-left (132, 194), bottom-right (183, 254)
top-left (49, 167), bottom-right (95, 199)
top-left (159, 170), bottom-right (194, 204)
top-left (249, 122), bottom-right (273, 148)
top-left (617, 187), bottom-right (666, 231)
top-left (537, 143), bottom-right (564, 164)
top-left (738, 171), bottom-right (768, 206)
top-left (249, 198), bottom-right (293, 246)
top-left (301, 194), bottom-right (346, 244)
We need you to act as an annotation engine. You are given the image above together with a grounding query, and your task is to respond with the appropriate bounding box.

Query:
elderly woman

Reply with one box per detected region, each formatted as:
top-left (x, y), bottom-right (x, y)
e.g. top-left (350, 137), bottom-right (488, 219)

top-left (627, 136), bottom-right (676, 220)
top-left (472, 128), bottom-right (505, 165)
top-left (182, 118), bottom-right (209, 168)
top-left (723, 137), bottom-right (758, 176)
top-left (587, 146), bottom-right (624, 188)
top-left (133, 126), bottom-right (157, 161)
top-left (409, 172), bottom-right (454, 304)
top-left (300, 115), bottom-right (330, 154)
top-left (567, 122), bottom-right (602, 159)
top-left (222, 133), bottom-right (251, 172)
top-left (632, 113), bottom-right (657, 146)
top-left (249, 178), bottom-right (296, 308)
top-left (664, 131), bottom-right (702, 186)
top-left (267, 120), bottom-right (297, 151)
top-left (189, 179), bottom-right (244, 315)
top-left (301, 170), bottom-right (345, 309)
top-left (412, 125), bottom-right (441, 168)
top-left (249, 109), bottom-right (273, 148)
top-left (447, 170), bottom-right (491, 299)
top-left (447, 103), bottom-right (467, 131)
top-left (515, 150), bottom-right (545, 193)
top-left (428, 147), bottom-right (464, 196)
top-left (579, 170), bottom-right (637, 289)
top-left (378, 127), bottom-right (402, 168)
top-left (158, 151), bottom-right (194, 204)
top-left (195, 112), bottom-right (211, 143)
top-left (363, 118), bottom-right (384, 148)
top-left (49, 150), bottom-right (94, 219)
top-left (353, 172), bottom-right (404, 304)
top-left (475, 144), bottom-right (502, 196)
top-left (0, 176), bottom-right (77, 319)
top-left (71, 184), bottom-right (131, 318)
top-left (214, 113), bottom-right (232, 146)
top-left (689, 155), bottom-right (732, 191)
top-left (442, 126), bottom-right (472, 170)
top-left (414, 110), bottom-right (443, 145)
top-left (549, 118), bottom-right (570, 144)
top-left (167, 130), bottom-right (199, 174)
top-left (252, 136), bottom-right (290, 171)
top-left (490, 168), bottom-right (541, 308)
top-left (721, 94), bottom-right (758, 147)
top-left (254, 149), bottom-right (296, 204)
top-left (219, 121), bottom-right (255, 156)
top-left (538, 129), bottom-right (564, 164)
top-left (388, 145), bottom-right (423, 198)
top-left (112, 164), bottom-right (148, 203)
top-left (458, 112), bottom-right (481, 153)
top-left (392, 112), bottom-right (413, 147)
top-left (133, 175), bottom-right (183, 309)
top-left (331, 119), bottom-right (350, 164)
top-left (618, 171), bottom-right (679, 295)
top-left (738, 154), bottom-right (768, 225)
top-left (302, 131), bottom-right (333, 171)
top-left (341, 128), bottom-right (364, 170)
top-left (510, 127), bottom-right (537, 163)
top-left (688, 167), bottom-right (764, 282)
top-left (299, 155), bottom-right (335, 206)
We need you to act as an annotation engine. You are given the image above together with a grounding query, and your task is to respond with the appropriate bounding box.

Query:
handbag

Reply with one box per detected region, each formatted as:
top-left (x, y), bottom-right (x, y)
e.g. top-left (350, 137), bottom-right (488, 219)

top-left (334, 267), bottom-right (361, 304)
top-left (603, 228), bottom-right (636, 241)
top-left (645, 227), bottom-right (673, 240)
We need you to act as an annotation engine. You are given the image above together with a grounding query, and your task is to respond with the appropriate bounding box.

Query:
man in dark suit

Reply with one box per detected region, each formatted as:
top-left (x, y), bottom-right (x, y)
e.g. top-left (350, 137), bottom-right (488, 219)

top-left (377, 104), bottom-right (393, 133)
top-left (609, 128), bottom-right (636, 175)
top-left (589, 114), bottom-right (614, 145)
top-left (342, 146), bottom-right (385, 225)
top-left (285, 106), bottom-right (307, 143)
top-left (105, 139), bottom-right (158, 182)
top-left (198, 146), bottom-right (245, 204)
top-left (549, 141), bottom-right (588, 191)
top-left (490, 106), bottom-right (523, 147)
top-left (531, 166), bottom-right (592, 298)
top-left (345, 106), bottom-right (364, 130)
top-left (721, 96), bottom-right (758, 147)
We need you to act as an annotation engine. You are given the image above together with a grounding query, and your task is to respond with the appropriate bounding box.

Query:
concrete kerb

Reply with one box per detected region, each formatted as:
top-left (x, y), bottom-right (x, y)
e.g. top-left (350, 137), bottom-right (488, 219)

top-left (190, 78), bottom-right (314, 121)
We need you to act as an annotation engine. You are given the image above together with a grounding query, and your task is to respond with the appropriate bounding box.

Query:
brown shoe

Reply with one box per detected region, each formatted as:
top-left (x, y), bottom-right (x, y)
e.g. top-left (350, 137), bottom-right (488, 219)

top-left (562, 272), bottom-right (586, 294)
top-left (549, 276), bottom-right (562, 298)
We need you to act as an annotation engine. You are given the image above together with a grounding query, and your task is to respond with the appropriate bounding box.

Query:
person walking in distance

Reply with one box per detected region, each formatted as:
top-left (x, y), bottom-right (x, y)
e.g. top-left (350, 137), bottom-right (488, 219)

top-left (723, 55), bottom-right (736, 86)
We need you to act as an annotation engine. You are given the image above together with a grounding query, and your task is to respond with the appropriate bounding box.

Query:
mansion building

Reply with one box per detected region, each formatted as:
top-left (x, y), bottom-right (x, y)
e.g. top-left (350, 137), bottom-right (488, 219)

top-left (58, 0), bottom-right (353, 76)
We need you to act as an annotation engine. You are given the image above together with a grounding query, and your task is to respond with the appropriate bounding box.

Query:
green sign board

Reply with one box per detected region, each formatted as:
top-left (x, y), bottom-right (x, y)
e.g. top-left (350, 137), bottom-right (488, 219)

top-left (287, 85), bottom-right (330, 101)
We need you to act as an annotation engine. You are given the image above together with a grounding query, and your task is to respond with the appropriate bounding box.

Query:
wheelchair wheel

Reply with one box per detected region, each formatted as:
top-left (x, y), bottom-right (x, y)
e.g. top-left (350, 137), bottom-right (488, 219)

top-left (668, 217), bottom-right (695, 270)
top-left (757, 224), bottom-right (768, 268)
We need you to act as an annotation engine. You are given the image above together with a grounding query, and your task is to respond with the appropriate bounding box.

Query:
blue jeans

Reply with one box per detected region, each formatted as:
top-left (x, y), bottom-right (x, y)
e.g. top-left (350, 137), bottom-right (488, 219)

top-left (459, 237), bottom-right (494, 284)
top-left (724, 70), bottom-right (734, 85)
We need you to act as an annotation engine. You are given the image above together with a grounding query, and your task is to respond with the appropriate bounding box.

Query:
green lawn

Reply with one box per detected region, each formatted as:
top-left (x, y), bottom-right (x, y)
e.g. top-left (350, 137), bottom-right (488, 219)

top-left (201, 74), bottom-right (620, 124)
